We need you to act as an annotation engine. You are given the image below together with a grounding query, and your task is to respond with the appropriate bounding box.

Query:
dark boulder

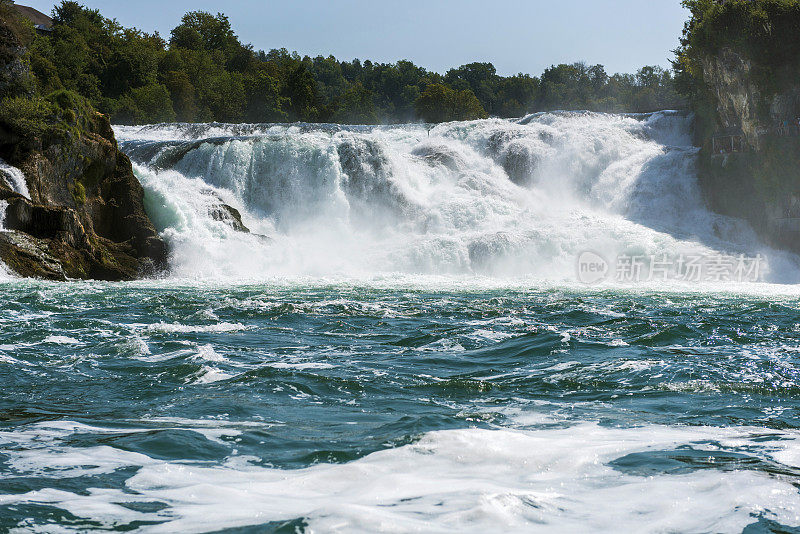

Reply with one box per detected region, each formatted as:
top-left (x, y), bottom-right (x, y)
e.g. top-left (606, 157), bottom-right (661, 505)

top-left (411, 142), bottom-right (466, 171)
top-left (0, 96), bottom-right (167, 279)
top-left (201, 189), bottom-right (249, 233)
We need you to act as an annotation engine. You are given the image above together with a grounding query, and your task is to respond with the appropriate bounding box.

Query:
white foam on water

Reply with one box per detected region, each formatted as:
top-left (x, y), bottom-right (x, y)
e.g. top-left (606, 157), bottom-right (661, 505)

top-left (267, 361), bottom-right (336, 370)
top-left (125, 335), bottom-right (151, 356)
top-left (0, 199), bottom-right (25, 281)
top-left (465, 329), bottom-right (517, 342)
top-left (0, 199), bottom-right (12, 280)
top-left (0, 352), bottom-right (28, 365)
top-left (192, 365), bottom-right (235, 384)
top-left (0, 267), bottom-right (17, 281)
top-left (192, 344), bottom-right (227, 362)
top-left (2, 421), bottom-right (800, 532)
top-left (42, 335), bottom-right (82, 345)
top-left (145, 321), bottom-right (249, 334)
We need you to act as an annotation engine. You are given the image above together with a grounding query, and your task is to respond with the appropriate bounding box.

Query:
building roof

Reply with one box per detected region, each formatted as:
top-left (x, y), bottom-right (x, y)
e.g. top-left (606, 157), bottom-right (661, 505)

top-left (12, 4), bottom-right (53, 31)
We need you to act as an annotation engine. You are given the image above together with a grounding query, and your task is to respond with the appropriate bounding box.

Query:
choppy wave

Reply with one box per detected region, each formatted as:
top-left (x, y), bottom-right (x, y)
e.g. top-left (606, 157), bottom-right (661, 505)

top-left (2, 284), bottom-right (800, 531)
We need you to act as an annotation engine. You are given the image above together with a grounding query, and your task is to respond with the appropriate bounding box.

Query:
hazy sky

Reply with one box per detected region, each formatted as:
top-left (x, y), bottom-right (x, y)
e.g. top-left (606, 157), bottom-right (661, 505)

top-left (20, 0), bottom-right (689, 76)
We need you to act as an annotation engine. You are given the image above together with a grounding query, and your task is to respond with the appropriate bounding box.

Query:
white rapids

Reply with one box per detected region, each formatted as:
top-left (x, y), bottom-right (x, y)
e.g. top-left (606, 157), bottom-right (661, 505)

top-left (114, 112), bottom-right (799, 284)
top-left (2, 418), bottom-right (800, 532)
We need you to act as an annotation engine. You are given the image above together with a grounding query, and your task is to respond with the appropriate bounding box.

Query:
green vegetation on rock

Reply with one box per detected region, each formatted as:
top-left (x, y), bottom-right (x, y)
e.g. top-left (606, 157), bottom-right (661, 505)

top-left (0, 0), bottom-right (167, 280)
top-left (675, 0), bottom-right (800, 138)
top-left (0, 88), bottom-right (101, 153)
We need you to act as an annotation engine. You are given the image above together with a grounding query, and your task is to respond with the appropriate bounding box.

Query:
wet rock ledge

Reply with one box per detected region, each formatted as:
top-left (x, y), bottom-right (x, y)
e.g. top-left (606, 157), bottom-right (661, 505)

top-left (0, 96), bottom-right (167, 280)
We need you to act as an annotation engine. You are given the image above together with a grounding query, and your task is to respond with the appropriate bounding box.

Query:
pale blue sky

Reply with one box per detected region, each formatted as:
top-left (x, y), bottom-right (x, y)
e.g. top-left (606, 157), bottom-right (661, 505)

top-left (20, 0), bottom-right (689, 76)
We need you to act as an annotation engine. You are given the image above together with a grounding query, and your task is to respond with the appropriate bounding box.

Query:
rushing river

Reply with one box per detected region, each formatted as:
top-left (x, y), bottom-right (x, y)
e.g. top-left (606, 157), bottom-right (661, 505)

top-left (2, 112), bottom-right (800, 532)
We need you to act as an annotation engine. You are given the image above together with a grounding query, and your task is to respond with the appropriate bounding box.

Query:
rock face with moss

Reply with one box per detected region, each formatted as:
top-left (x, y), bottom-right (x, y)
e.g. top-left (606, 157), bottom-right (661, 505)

top-left (675, 0), bottom-right (800, 253)
top-left (694, 38), bottom-right (800, 252)
top-left (0, 9), bottom-right (166, 280)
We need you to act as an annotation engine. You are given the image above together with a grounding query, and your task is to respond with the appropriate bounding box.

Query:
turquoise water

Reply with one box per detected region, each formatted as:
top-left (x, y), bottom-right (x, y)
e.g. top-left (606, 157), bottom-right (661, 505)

top-left (5, 113), bottom-right (800, 531)
top-left (2, 279), bottom-right (800, 532)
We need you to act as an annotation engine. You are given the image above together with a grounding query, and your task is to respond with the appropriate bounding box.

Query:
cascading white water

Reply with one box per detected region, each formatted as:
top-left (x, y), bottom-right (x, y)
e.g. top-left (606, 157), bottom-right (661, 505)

top-left (0, 159), bottom-right (28, 280)
top-left (0, 157), bottom-right (30, 199)
top-left (0, 199), bottom-right (12, 280)
top-left (115, 111), bottom-right (799, 282)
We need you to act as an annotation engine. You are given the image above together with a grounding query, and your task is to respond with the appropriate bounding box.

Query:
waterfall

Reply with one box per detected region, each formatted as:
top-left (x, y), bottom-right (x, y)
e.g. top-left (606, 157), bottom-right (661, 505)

top-left (115, 112), bottom-right (798, 282)
top-left (0, 158), bottom-right (30, 199)
top-left (0, 199), bottom-right (12, 280)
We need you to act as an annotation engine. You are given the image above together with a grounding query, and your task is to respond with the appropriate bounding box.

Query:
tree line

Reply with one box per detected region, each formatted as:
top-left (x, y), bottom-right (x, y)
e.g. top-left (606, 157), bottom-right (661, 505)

top-left (13, 1), bottom-right (685, 125)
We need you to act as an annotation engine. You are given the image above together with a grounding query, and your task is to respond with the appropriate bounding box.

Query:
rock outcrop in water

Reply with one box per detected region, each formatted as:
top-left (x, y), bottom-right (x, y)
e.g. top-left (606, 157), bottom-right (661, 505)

top-left (0, 108), bottom-right (168, 280)
top-left (0, 14), bottom-right (166, 280)
top-left (203, 190), bottom-right (250, 233)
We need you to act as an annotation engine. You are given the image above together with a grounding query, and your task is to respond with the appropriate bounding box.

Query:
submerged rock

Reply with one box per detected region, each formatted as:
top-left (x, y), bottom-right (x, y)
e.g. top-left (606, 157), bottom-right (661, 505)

top-left (202, 189), bottom-right (250, 233)
top-left (209, 203), bottom-right (250, 233)
top-left (411, 142), bottom-right (466, 171)
top-left (486, 130), bottom-right (540, 186)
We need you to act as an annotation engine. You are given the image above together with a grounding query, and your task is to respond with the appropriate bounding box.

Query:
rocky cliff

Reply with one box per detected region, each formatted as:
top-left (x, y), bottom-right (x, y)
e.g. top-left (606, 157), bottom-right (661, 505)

top-left (699, 48), bottom-right (763, 146)
top-left (693, 45), bottom-right (800, 254)
top-left (0, 9), bottom-right (166, 280)
top-left (676, 1), bottom-right (800, 254)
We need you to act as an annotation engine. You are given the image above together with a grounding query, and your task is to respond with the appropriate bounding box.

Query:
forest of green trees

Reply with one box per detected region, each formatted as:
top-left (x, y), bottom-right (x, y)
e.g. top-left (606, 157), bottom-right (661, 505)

top-left (6, 1), bottom-right (685, 125)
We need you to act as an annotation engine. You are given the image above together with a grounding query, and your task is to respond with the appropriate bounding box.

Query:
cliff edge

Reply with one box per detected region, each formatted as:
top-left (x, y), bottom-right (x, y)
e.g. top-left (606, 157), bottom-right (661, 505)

top-left (675, 0), bottom-right (800, 253)
top-left (0, 5), bottom-right (166, 280)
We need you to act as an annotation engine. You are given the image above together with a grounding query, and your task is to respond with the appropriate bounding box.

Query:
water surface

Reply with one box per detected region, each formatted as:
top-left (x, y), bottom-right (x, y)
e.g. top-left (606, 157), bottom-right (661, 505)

top-left (2, 279), bottom-right (800, 532)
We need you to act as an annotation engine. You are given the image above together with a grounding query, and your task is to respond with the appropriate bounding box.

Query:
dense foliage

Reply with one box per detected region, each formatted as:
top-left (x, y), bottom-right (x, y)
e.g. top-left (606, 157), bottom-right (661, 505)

top-left (9, 1), bottom-right (685, 124)
top-left (674, 0), bottom-right (800, 122)
top-left (0, 1), bottom-right (102, 153)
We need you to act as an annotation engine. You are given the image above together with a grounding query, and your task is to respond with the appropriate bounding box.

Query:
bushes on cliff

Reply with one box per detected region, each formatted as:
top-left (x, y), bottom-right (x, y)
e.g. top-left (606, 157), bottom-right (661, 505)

top-left (0, 95), bottom-right (59, 140)
top-left (0, 89), bottom-right (97, 146)
top-left (676, 0), bottom-right (800, 101)
top-left (47, 89), bottom-right (96, 129)
top-left (680, 0), bottom-right (800, 59)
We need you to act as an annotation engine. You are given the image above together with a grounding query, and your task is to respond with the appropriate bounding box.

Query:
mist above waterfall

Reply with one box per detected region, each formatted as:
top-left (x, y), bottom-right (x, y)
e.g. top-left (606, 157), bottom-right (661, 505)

top-left (115, 112), bottom-right (798, 283)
